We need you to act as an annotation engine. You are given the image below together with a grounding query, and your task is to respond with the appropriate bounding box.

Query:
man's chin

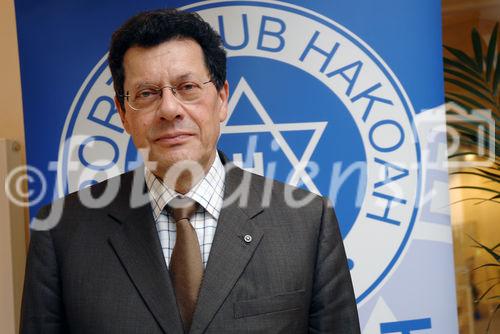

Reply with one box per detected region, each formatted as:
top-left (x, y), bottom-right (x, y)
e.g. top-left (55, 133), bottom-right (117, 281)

top-left (147, 152), bottom-right (199, 174)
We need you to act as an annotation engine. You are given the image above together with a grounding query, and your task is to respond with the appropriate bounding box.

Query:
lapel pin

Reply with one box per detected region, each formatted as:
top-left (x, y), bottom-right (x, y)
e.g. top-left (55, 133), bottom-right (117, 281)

top-left (243, 234), bottom-right (252, 243)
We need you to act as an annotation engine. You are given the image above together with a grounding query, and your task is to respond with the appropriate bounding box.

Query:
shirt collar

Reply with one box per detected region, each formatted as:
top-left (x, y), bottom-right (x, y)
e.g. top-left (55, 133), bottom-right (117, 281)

top-left (145, 152), bottom-right (226, 221)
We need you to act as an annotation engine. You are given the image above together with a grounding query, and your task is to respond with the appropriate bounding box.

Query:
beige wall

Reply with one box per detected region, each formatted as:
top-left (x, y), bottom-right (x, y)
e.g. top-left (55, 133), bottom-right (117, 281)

top-left (0, 0), bottom-right (28, 332)
top-left (0, 0), bottom-right (26, 149)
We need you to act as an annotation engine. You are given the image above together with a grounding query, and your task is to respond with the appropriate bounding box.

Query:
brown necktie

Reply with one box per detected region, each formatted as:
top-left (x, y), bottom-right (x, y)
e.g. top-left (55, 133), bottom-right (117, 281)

top-left (167, 197), bottom-right (202, 333)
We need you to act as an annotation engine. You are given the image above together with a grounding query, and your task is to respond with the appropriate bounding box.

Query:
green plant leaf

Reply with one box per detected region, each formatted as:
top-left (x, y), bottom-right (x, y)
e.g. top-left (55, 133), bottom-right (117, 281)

top-left (468, 235), bottom-right (500, 262)
top-left (451, 186), bottom-right (500, 195)
top-left (449, 171), bottom-right (500, 183)
top-left (444, 69), bottom-right (490, 92)
top-left (449, 151), bottom-right (482, 158)
top-left (448, 119), bottom-right (496, 135)
top-left (471, 28), bottom-right (484, 71)
top-left (490, 194), bottom-right (500, 200)
top-left (446, 78), bottom-right (497, 105)
top-left (493, 53), bottom-right (500, 95)
top-left (474, 197), bottom-right (500, 205)
top-left (468, 111), bottom-right (500, 134)
top-left (446, 97), bottom-right (474, 111)
top-left (448, 123), bottom-right (500, 150)
top-left (472, 263), bottom-right (500, 271)
top-left (445, 95), bottom-right (497, 118)
top-left (448, 197), bottom-right (500, 206)
top-left (447, 120), bottom-right (500, 149)
top-left (460, 104), bottom-right (500, 127)
top-left (450, 127), bottom-right (480, 143)
top-left (445, 87), bottom-right (491, 109)
top-left (475, 168), bottom-right (500, 180)
top-left (444, 46), bottom-right (481, 72)
top-left (475, 282), bottom-right (500, 303)
top-left (447, 92), bottom-right (489, 110)
top-left (447, 152), bottom-right (500, 166)
top-left (486, 304), bottom-right (499, 334)
top-left (448, 151), bottom-right (499, 166)
top-left (477, 165), bottom-right (500, 172)
top-left (486, 23), bottom-right (498, 82)
top-left (476, 277), bottom-right (500, 285)
top-left (449, 135), bottom-right (482, 151)
top-left (447, 119), bottom-right (484, 135)
top-left (444, 58), bottom-right (483, 81)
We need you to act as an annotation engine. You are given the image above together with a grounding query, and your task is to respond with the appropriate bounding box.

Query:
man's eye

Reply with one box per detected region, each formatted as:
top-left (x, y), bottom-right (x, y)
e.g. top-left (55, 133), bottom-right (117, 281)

top-left (178, 83), bottom-right (199, 92)
top-left (136, 90), bottom-right (159, 99)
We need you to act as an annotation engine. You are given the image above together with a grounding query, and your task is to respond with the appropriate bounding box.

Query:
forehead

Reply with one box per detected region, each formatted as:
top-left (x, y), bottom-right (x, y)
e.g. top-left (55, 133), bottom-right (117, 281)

top-left (123, 38), bottom-right (208, 86)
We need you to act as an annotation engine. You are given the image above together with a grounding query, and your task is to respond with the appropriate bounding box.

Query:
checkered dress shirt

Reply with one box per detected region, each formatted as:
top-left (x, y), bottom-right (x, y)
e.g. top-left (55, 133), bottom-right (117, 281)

top-left (145, 154), bottom-right (225, 268)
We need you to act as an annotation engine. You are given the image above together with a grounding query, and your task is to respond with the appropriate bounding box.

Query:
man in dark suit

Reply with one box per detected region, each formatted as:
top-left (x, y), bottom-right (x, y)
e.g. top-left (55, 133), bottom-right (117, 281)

top-left (20, 9), bottom-right (360, 333)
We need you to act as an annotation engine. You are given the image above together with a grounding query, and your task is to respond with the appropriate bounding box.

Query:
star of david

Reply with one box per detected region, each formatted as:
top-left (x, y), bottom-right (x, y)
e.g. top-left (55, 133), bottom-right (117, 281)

top-left (221, 77), bottom-right (327, 195)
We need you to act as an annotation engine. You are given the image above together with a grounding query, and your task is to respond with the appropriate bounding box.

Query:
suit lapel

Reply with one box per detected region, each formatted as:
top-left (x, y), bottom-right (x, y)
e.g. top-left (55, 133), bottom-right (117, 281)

top-left (190, 162), bottom-right (264, 334)
top-left (107, 170), bottom-right (184, 334)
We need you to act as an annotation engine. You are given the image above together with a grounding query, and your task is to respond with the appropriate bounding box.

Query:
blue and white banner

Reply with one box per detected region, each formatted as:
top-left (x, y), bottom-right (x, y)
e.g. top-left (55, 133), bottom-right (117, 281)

top-left (15, 0), bottom-right (458, 332)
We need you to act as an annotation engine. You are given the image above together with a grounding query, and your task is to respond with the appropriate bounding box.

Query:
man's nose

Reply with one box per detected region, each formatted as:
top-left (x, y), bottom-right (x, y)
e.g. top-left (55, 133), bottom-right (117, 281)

top-left (156, 87), bottom-right (183, 120)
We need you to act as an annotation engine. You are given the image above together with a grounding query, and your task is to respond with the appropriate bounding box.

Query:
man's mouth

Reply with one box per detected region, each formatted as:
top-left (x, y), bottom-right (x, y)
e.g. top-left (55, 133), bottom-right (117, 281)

top-left (154, 132), bottom-right (194, 146)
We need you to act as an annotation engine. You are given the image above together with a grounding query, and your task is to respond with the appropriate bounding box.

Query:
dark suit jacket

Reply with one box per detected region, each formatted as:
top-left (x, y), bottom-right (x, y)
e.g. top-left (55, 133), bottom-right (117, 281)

top-left (20, 156), bottom-right (360, 333)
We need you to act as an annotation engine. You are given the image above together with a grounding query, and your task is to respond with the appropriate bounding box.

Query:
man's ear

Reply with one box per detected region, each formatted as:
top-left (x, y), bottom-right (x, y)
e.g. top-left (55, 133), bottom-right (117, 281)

top-left (115, 96), bottom-right (130, 133)
top-left (218, 80), bottom-right (229, 123)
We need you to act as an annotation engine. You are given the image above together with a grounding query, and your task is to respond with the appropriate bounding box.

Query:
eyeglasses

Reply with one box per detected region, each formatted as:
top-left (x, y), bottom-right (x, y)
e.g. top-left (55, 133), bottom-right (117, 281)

top-left (122, 80), bottom-right (213, 111)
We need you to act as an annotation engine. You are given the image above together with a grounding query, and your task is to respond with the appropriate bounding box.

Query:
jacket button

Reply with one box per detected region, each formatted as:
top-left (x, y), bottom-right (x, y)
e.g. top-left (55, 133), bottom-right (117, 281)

top-left (243, 234), bottom-right (252, 243)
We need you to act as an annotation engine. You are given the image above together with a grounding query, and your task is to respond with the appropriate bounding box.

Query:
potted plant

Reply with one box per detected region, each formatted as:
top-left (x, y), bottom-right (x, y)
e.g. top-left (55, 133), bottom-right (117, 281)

top-left (444, 22), bottom-right (499, 333)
